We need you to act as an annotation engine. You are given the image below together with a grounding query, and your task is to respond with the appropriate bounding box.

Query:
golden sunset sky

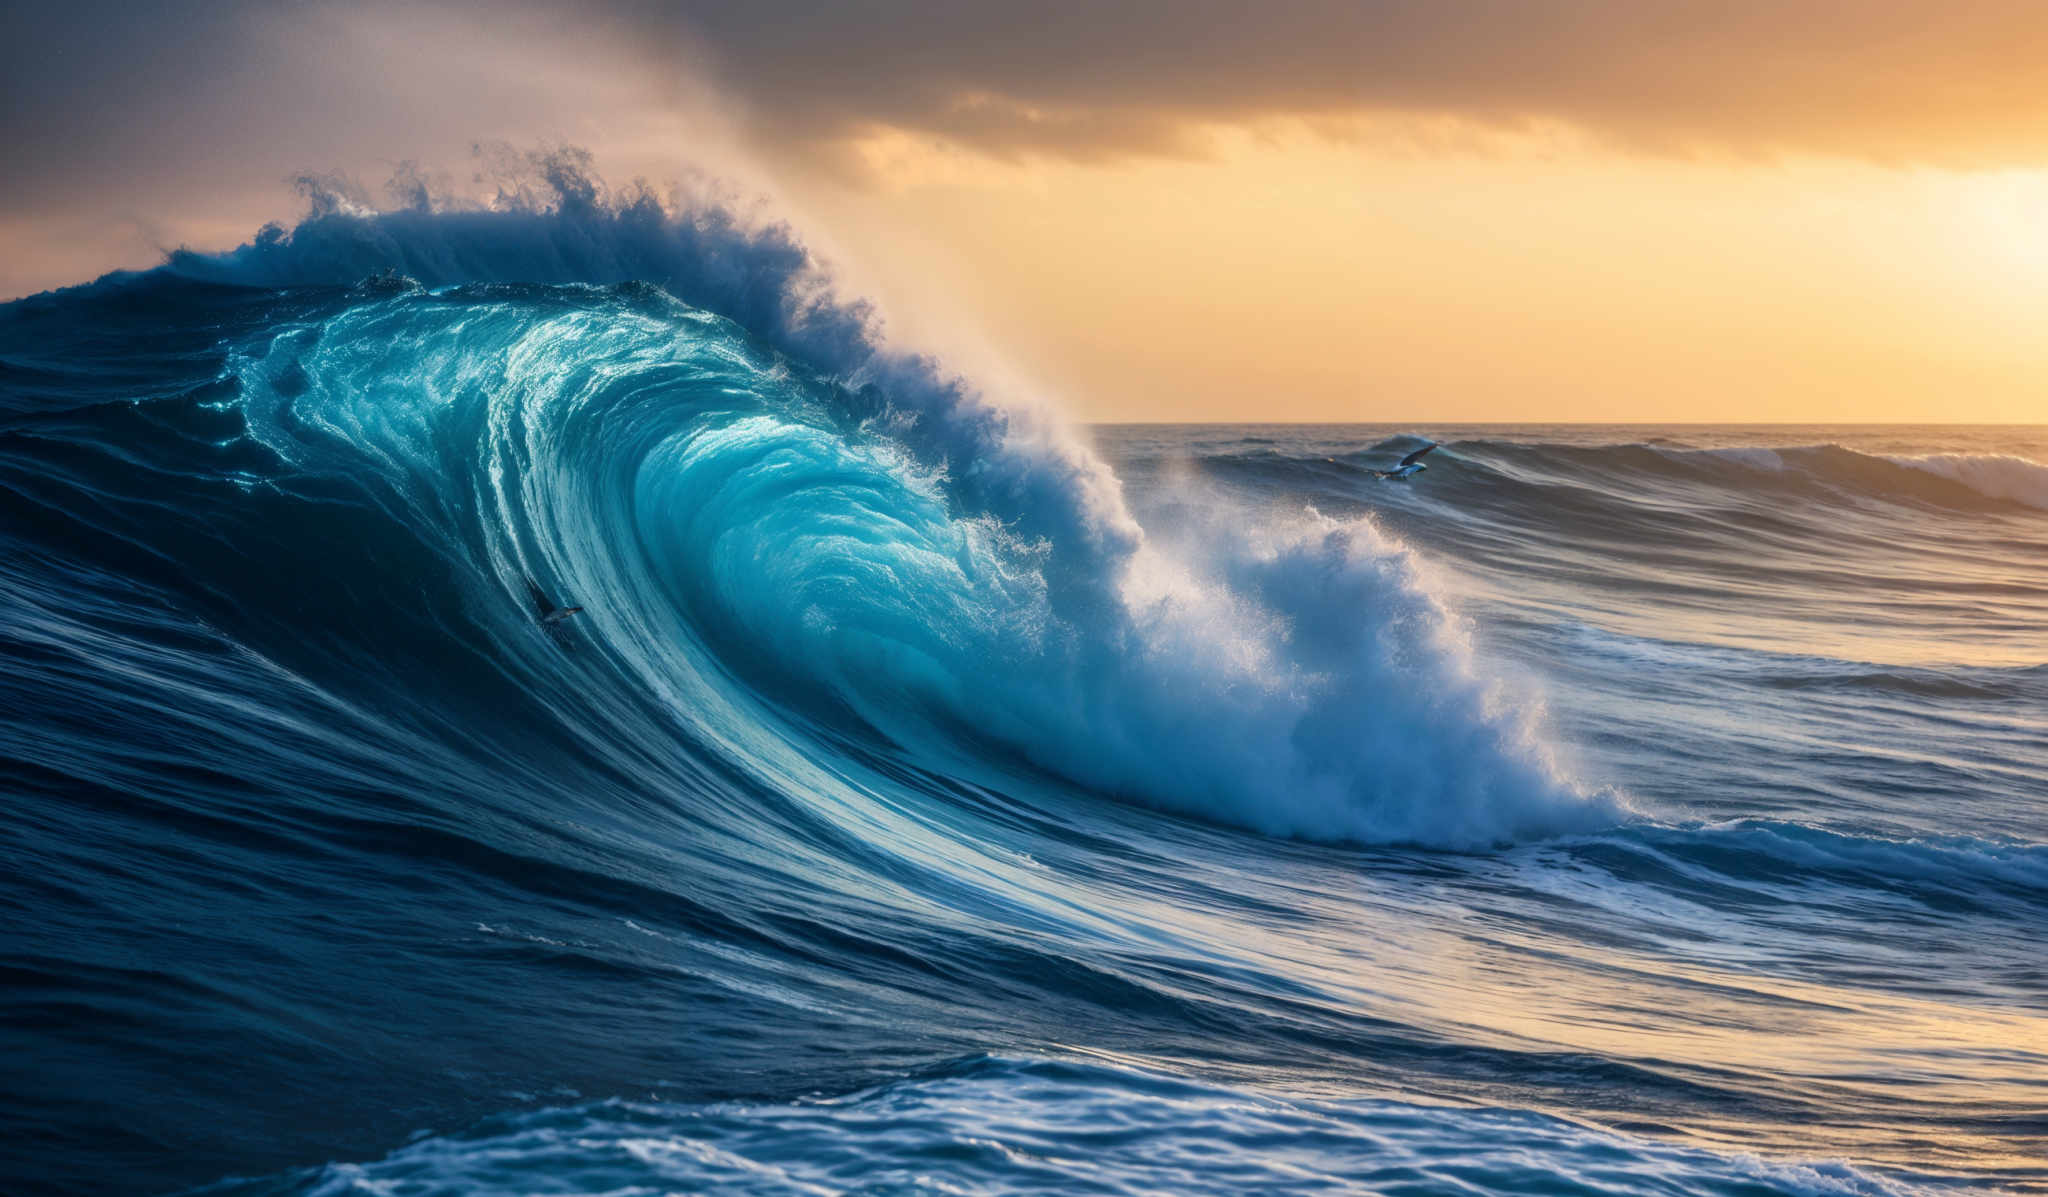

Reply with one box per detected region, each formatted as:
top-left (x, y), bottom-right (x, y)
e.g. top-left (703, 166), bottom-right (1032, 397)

top-left (7, 1), bottom-right (2048, 422)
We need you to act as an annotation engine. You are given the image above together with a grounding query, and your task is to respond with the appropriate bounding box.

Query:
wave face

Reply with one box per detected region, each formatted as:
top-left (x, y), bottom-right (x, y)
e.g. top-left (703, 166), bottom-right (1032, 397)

top-left (3, 184), bottom-right (2046, 1195)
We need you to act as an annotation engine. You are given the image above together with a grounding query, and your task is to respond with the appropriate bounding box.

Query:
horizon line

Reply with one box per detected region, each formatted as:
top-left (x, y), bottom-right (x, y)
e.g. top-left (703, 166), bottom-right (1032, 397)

top-left (1084, 419), bottom-right (2048, 427)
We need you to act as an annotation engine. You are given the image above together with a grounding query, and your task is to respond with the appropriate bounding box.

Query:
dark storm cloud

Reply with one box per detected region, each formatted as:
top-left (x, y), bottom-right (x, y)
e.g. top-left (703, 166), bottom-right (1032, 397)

top-left (11, 0), bottom-right (2048, 205)
top-left (0, 1), bottom-right (258, 207)
top-left (8, 0), bottom-right (2048, 294)
top-left (0, 0), bottom-right (639, 212)
top-left (630, 0), bottom-right (2048, 163)
top-left (0, 0), bottom-right (699, 293)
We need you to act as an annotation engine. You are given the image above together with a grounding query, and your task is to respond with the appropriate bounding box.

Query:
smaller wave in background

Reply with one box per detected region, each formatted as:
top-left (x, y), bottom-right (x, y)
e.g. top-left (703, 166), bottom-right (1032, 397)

top-left (1461, 437), bottom-right (2048, 518)
top-left (1889, 452), bottom-right (2048, 510)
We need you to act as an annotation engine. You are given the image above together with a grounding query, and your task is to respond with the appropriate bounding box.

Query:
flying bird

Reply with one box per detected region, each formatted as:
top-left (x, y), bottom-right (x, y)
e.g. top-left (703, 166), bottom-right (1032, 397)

top-left (1371, 442), bottom-right (1438, 480)
top-left (527, 578), bottom-right (584, 624)
top-left (526, 578), bottom-right (585, 647)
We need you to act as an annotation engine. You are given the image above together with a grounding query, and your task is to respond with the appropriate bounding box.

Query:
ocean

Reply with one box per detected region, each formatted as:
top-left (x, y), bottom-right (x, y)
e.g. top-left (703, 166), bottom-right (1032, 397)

top-left (1, 189), bottom-right (2043, 1195)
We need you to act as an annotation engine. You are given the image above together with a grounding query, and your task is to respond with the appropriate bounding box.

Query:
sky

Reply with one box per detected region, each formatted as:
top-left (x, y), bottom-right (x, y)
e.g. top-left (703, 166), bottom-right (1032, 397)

top-left (5, 0), bottom-right (2048, 422)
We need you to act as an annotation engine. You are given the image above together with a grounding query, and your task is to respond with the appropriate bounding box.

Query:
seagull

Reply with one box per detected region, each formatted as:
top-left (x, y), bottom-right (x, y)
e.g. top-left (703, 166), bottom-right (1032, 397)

top-left (527, 579), bottom-right (584, 624)
top-left (1371, 442), bottom-right (1438, 480)
top-left (526, 579), bottom-right (585, 647)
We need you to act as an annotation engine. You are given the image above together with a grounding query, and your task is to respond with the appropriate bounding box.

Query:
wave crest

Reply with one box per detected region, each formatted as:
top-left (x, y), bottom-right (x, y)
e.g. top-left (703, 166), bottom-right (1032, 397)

top-left (1887, 451), bottom-right (2048, 510)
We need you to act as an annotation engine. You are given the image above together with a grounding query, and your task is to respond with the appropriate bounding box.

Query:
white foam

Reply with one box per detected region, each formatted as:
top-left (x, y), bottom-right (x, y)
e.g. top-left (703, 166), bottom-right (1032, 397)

top-left (1888, 452), bottom-right (2048, 510)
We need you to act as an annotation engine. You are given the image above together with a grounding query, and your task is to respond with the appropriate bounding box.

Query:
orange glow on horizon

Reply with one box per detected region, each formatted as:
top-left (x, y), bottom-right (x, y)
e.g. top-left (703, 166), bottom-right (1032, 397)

top-left (785, 125), bottom-right (2048, 424)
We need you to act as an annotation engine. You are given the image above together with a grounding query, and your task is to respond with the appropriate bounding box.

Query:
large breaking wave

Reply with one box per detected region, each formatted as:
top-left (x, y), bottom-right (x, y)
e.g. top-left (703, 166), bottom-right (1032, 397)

top-left (138, 158), bottom-right (1616, 848)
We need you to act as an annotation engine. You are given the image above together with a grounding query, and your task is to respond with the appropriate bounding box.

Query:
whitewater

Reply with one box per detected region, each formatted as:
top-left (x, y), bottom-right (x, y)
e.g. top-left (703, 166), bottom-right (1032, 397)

top-left (1, 171), bottom-right (2043, 1195)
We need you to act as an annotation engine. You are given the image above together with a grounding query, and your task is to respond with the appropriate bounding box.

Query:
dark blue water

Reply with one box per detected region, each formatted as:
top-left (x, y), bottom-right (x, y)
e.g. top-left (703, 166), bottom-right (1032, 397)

top-left (2, 187), bottom-right (2044, 1195)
